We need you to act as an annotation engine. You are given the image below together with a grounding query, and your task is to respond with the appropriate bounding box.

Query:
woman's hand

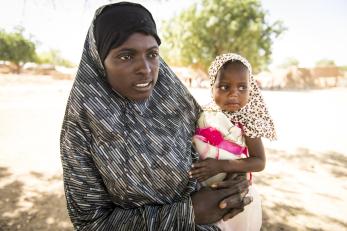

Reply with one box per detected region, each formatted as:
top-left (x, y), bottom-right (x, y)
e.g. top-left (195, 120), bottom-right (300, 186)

top-left (192, 187), bottom-right (228, 224)
top-left (213, 173), bottom-right (252, 221)
top-left (192, 173), bottom-right (252, 224)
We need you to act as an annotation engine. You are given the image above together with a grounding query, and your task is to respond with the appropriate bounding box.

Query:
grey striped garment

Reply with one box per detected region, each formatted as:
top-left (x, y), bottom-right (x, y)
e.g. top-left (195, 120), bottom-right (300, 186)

top-left (60, 7), bottom-right (220, 231)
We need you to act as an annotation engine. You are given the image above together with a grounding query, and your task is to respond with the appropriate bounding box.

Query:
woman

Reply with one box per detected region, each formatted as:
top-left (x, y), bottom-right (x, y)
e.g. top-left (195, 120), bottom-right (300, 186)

top-left (60, 2), bottom-right (251, 230)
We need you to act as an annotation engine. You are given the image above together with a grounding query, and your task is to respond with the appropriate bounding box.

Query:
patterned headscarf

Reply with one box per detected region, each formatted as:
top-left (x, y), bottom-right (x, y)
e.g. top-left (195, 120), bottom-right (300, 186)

top-left (207, 53), bottom-right (277, 140)
top-left (94, 2), bottom-right (161, 62)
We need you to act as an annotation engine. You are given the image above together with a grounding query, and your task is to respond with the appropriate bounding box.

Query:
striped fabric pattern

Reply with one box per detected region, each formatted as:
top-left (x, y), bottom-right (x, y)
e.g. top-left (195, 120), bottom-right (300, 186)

top-left (60, 6), bottom-right (220, 231)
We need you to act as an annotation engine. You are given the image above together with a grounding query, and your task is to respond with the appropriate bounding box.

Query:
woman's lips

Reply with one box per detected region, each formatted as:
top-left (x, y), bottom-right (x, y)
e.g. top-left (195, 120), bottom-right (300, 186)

top-left (133, 81), bottom-right (152, 91)
top-left (136, 82), bottom-right (150, 87)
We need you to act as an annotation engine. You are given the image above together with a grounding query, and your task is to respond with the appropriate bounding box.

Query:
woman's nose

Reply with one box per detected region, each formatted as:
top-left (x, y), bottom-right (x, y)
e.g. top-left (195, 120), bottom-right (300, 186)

top-left (136, 57), bottom-right (151, 75)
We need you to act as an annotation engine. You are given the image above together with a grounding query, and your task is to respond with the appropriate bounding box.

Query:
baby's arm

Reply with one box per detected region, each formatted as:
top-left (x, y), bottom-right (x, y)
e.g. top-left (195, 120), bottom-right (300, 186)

top-left (189, 137), bottom-right (265, 182)
top-left (189, 158), bottom-right (225, 182)
top-left (223, 136), bottom-right (266, 173)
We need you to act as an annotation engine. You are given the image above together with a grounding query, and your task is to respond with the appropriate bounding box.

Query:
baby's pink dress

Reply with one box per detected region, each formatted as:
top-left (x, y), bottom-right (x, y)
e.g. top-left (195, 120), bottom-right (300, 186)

top-left (193, 111), bottom-right (262, 231)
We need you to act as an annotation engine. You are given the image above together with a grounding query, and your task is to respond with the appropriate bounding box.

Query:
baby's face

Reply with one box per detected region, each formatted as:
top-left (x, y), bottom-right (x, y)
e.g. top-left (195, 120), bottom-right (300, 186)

top-left (212, 62), bottom-right (250, 112)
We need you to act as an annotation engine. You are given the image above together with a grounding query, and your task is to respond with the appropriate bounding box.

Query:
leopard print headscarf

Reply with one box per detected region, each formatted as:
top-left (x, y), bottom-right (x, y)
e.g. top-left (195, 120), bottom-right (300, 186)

top-left (207, 53), bottom-right (277, 140)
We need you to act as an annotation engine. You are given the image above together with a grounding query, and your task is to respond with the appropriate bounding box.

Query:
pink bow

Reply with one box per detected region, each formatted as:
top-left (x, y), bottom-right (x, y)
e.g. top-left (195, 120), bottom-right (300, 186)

top-left (195, 127), bottom-right (248, 156)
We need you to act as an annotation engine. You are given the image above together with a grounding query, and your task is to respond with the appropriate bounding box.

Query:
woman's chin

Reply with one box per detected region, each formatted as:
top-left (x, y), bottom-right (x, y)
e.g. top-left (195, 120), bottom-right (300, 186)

top-left (128, 91), bottom-right (153, 102)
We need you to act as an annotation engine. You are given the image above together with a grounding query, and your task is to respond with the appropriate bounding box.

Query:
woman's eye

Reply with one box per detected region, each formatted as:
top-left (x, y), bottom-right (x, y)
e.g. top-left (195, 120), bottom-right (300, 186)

top-left (148, 51), bottom-right (159, 58)
top-left (119, 54), bottom-right (132, 60)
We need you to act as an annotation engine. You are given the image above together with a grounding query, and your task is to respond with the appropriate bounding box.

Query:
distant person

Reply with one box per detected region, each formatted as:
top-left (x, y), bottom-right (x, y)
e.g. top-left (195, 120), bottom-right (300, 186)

top-left (190, 53), bottom-right (277, 231)
top-left (188, 77), bottom-right (192, 87)
top-left (60, 3), bottom-right (251, 230)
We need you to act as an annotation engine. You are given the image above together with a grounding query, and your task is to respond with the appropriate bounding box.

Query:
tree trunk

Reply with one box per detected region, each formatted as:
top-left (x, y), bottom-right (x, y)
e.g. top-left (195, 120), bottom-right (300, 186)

top-left (14, 63), bottom-right (21, 74)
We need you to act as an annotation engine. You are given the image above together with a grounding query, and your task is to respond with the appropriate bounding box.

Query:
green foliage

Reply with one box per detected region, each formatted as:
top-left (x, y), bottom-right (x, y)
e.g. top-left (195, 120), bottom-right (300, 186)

top-left (280, 57), bottom-right (300, 68)
top-left (315, 59), bottom-right (336, 67)
top-left (0, 28), bottom-right (36, 72)
top-left (161, 0), bottom-right (285, 73)
top-left (339, 65), bottom-right (347, 71)
top-left (36, 49), bottom-right (75, 67)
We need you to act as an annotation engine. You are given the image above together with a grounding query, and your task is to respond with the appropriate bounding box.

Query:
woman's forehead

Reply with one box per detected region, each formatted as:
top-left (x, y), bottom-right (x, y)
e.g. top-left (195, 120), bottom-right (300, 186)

top-left (108, 33), bottom-right (159, 53)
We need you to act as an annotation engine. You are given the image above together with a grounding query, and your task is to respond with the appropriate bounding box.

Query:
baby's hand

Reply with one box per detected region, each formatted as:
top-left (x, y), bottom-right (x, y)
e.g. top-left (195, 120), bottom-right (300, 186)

top-left (189, 158), bottom-right (225, 182)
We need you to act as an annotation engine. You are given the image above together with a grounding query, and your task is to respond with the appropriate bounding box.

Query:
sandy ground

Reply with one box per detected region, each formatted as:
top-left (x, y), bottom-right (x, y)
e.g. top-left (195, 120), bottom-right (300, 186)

top-left (0, 74), bottom-right (346, 231)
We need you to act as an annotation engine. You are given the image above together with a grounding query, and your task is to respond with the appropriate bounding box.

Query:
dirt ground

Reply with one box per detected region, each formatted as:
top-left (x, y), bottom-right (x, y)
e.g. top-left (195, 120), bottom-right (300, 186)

top-left (0, 74), bottom-right (346, 231)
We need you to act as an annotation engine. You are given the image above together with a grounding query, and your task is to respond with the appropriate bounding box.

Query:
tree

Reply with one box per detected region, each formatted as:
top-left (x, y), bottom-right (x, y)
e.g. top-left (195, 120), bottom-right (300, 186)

top-left (160, 0), bottom-right (285, 73)
top-left (0, 28), bottom-right (37, 73)
top-left (280, 57), bottom-right (300, 69)
top-left (36, 49), bottom-right (75, 67)
top-left (315, 59), bottom-right (336, 67)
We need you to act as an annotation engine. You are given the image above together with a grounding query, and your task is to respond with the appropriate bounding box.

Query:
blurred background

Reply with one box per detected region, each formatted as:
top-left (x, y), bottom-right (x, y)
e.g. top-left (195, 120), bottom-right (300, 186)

top-left (0, 0), bottom-right (346, 230)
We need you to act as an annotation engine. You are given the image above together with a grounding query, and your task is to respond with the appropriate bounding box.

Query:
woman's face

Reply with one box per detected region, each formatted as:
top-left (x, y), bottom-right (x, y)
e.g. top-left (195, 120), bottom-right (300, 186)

top-left (212, 62), bottom-right (250, 112)
top-left (104, 33), bottom-right (160, 101)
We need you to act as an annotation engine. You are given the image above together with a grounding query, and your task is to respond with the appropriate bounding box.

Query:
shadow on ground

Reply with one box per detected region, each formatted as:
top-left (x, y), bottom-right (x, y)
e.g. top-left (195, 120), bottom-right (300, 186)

top-left (0, 166), bottom-right (73, 231)
top-left (1, 147), bottom-right (347, 231)
top-left (258, 148), bottom-right (347, 231)
top-left (262, 202), bottom-right (347, 231)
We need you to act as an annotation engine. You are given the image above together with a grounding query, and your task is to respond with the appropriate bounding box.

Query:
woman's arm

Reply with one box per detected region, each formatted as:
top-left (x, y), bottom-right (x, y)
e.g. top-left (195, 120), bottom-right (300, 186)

top-left (61, 117), bottom-right (203, 230)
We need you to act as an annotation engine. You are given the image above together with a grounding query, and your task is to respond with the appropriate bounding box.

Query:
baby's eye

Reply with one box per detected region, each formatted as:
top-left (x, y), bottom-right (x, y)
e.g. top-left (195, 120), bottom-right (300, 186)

top-left (238, 85), bottom-right (248, 91)
top-left (220, 85), bottom-right (228, 91)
